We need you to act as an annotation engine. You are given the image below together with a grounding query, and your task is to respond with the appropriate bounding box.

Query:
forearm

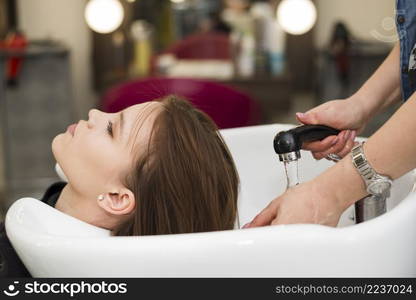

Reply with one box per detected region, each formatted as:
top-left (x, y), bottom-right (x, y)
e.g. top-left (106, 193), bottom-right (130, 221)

top-left (317, 90), bottom-right (416, 210)
top-left (364, 91), bottom-right (416, 180)
top-left (352, 42), bottom-right (402, 119)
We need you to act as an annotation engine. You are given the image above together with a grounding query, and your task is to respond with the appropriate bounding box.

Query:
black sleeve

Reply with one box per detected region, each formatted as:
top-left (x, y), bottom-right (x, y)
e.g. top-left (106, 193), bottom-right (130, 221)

top-left (40, 181), bottom-right (67, 205)
top-left (0, 222), bottom-right (31, 278)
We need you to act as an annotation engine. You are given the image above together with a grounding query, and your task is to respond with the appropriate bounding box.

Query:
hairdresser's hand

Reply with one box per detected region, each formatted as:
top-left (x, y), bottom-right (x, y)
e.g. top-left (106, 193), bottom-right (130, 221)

top-left (296, 97), bottom-right (368, 160)
top-left (244, 180), bottom-right (344, 228)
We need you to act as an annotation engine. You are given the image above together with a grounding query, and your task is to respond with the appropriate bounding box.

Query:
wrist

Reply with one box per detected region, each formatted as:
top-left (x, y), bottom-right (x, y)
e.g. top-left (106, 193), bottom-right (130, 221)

top-left (315, 154), bottom-right (367, 213)
top-left (348, 92), bottom-right (376, 121)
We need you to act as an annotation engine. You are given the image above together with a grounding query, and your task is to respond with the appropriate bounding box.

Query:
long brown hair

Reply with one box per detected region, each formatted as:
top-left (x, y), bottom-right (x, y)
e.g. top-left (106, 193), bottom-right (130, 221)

top-left (112, 95), bottom-right (239, 236)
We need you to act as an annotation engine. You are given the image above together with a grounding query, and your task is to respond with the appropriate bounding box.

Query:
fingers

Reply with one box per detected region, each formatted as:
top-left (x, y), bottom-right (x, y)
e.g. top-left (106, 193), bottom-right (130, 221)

top-left (296, 105), bottom-right (338, 127)
top-left (296, 112), bottom-right (319, 125)
top-left (244, 197), bottom-right (281, 228)
top-left (337, 139), bottom-right (359, 158)
top-left (303, 135), bottom-right (338, 152)
top-left (329, 130), bottom-right (352, 154)
top-left (314, 130), bottom-right (356, 160)
top-left (333, 130), bottom-right (356, 158)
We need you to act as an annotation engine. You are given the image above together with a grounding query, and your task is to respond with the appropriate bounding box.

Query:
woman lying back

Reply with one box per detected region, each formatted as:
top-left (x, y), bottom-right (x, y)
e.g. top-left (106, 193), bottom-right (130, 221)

top-left (52, 95), bottom-right (239, 235)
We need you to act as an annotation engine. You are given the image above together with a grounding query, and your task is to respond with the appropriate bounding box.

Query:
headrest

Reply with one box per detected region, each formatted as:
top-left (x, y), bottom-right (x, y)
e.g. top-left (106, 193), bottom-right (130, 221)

top-left (55, 163), bottom-right (68, 182)
top-left (6, 198), bottom-right (110, 238)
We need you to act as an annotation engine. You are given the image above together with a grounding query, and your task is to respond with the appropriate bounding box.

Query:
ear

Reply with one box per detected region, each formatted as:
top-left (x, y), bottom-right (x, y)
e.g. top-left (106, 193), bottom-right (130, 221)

top-left (97, 188), bottom-right (135, 216)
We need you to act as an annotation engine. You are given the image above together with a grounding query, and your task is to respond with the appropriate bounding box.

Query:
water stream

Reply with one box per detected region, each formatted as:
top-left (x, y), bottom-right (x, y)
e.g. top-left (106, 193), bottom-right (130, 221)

top-left (283, 161), bottom-right (300, 190)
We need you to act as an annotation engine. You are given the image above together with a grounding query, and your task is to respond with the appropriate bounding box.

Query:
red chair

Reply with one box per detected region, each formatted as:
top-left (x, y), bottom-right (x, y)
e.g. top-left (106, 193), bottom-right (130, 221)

top-left (101, 77), bottom-right (260, 129)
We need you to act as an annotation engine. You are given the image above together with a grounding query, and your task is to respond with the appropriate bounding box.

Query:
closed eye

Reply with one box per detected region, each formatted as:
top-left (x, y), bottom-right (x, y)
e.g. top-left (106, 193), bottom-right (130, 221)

top-left (107, 121), bottom-right (113, 137)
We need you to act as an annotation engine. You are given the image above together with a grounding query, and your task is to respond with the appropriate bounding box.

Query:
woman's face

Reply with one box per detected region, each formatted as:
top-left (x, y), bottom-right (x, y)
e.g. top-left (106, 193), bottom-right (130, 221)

top-left (52, 102), bottom-right (161, 197)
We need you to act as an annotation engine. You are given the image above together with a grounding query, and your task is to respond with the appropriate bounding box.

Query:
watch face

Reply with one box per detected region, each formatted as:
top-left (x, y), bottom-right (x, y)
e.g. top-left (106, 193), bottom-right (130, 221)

top-left (368, 181), bottom-right (391, 195)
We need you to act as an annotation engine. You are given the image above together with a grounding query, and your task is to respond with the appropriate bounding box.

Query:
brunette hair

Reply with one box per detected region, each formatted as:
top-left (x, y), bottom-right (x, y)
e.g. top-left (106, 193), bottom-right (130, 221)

top-left (112, 95), bottom-right (239, 236)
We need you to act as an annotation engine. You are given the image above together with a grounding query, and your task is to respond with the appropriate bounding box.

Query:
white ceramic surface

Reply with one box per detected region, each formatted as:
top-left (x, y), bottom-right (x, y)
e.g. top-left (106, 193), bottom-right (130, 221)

top-left (5, 124), bottom-right (416, 277)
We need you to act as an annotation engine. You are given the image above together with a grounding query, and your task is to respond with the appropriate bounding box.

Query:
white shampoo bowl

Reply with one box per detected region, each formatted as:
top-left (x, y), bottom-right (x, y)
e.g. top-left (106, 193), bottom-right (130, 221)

top-left (5, 124), bottom-right (416, 277)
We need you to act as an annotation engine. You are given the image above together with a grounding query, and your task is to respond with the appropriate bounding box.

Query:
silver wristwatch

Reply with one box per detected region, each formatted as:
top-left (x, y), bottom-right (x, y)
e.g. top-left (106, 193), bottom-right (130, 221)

top-left (351, 143), bottom-right (392, 197)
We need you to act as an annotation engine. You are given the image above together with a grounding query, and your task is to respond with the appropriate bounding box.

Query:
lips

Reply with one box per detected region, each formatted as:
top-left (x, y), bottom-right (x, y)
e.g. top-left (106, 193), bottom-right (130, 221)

top-left (67, 123), bottom-right (77, 136)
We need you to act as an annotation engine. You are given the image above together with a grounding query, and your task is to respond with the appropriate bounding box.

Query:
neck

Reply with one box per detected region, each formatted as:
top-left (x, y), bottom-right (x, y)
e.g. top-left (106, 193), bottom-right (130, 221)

top-left (55, 184), bottom-right (115, 231)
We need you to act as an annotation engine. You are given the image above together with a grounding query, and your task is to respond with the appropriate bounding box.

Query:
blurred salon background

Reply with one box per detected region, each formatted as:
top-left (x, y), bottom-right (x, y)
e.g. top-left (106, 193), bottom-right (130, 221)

top-left (0, 0), bottom-right (397, 215)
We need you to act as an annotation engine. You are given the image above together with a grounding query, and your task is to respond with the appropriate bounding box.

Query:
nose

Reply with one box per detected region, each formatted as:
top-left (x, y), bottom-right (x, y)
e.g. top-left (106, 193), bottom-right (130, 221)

top-left (88, 109), bottom-right (101, 120)
top-left (87, 109), bottom-right (102, 128)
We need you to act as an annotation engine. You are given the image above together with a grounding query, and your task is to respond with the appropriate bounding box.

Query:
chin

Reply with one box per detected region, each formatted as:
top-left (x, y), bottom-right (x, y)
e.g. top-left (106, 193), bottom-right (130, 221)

top-left (51, 134), bottom-right (64, 162)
